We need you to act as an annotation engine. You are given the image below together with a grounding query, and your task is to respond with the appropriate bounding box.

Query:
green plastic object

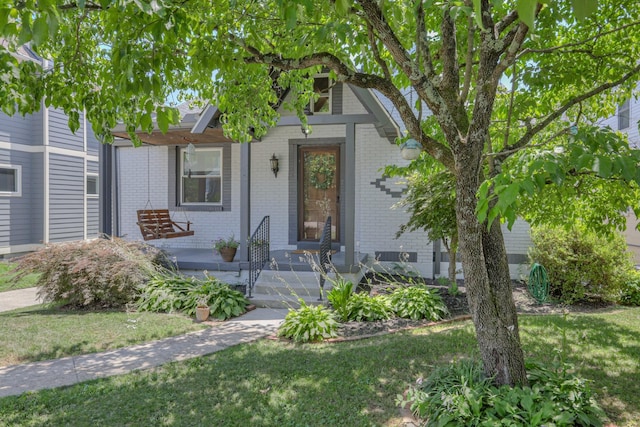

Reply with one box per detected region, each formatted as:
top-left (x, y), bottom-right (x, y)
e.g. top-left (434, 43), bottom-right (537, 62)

top-left (528, 263), bottom-right (549, 304)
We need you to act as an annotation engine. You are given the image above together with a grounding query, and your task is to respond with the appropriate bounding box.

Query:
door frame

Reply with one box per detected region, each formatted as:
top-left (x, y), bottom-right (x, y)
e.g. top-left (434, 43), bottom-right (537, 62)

top-left (288, 137), bottom-right (345, 249)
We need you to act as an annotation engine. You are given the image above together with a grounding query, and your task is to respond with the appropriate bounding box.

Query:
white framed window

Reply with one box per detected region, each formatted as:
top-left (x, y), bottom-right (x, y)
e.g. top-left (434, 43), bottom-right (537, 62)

top-left (618, 99), bottom-right (630, 130)
top-left (310, 75), bottom-right (332, 114)
top-left (180, 147), bottom-right (222, 205)
top-left (0, 165), bottom-right (21, 196)
top-left (86, 174), bottom-right (99, 196)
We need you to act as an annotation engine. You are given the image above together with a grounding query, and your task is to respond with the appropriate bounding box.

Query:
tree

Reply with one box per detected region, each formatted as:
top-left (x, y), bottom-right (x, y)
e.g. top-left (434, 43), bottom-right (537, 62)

top-left (391, 161), bottom-right (459, 284)
top-left (2, 0), bottom-right (640, 386)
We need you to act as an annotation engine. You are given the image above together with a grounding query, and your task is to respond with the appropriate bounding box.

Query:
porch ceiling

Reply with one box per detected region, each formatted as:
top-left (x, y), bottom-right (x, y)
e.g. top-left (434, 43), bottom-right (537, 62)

top-left (112, 127), bottom-right (232, 145)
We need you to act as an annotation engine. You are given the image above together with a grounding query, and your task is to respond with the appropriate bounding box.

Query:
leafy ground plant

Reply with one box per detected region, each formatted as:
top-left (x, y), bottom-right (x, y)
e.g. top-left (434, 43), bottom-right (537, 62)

top-left (403, 358), bottom-right (604, 426)
top-left (277, 301), bottom-right (338, 343)
top-left (206, 284), bottom-right (248, 320)
top-left (388, 285), bottom-right (449, 321)
top-left (326, 278), bottom-right (353, 322)
top-left (344, 292), bottom-right (392, 322)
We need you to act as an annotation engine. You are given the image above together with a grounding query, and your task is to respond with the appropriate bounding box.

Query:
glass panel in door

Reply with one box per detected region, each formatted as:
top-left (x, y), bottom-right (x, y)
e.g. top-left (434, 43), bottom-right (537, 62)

top-left (299, 146), bottom-right (339, 241)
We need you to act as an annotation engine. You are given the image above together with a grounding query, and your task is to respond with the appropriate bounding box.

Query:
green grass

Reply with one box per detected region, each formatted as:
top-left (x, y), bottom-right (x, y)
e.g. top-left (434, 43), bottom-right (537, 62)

top-left (0, 309), bottom-right (638, 426)
top-left (0, 262), bottom-right (39, 292)
top-left (0, 306), bottom-right (206, 366)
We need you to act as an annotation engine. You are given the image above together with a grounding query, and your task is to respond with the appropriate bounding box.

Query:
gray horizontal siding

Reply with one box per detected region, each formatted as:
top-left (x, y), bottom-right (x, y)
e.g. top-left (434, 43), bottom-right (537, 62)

top-left (0, 111), bottom-right (38, 145)
top-left (48, 153), bottom-right (84, 242)
top-left (87, 198), bottom-right (99, 237)
top-left (48, 108), bottom-right (84, 152)
top-left (87, 160), bottom-right (99, 174)
top-left (0, 150), bottom-right (44, 246)
top-left (86, 123), bottom-right (100, 156)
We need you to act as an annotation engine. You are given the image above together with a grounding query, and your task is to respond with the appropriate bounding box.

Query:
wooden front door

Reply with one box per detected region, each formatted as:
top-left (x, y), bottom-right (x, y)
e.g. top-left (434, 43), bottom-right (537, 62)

top-left (298, 146), bottom-right (340, 242)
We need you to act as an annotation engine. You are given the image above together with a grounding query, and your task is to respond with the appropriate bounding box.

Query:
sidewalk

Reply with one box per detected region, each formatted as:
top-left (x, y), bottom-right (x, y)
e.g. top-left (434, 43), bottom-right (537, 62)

top-left (0, 289), bottom-right (288, 398)
top-left (0, 287), bottom-right (40, 313)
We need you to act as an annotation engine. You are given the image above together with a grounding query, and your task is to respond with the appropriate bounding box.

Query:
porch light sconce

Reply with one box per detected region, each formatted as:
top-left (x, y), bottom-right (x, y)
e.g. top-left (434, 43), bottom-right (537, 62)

top-left (301, 125), bottom-right (311, 138)
top-left (270, 153), bottom-right (279, 178)
top-left (400, 138), bottom-right (422, 160)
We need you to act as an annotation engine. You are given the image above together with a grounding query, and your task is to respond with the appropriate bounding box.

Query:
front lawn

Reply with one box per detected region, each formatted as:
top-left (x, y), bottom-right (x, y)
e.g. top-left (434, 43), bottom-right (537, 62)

top-left (0, 306), bottom-right (206, 366)
top-left (1, 308), bottom-right (638, 426)
top-left (0, 262), bottom-right (39, 293)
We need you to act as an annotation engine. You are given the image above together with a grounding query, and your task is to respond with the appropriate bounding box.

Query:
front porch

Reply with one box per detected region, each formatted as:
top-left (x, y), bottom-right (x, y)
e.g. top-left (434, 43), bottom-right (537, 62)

top-left (165, 248), bottom-right (367, 274)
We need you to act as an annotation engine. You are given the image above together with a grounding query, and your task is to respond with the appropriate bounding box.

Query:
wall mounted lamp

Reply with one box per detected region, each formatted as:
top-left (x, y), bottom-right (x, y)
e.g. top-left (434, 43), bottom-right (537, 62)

top-left (301, 125), bottom-right (311, 138)
top-left (400, 138), bottom-right (422, 160)
top-left (270, 153), bottom-right (280, 178)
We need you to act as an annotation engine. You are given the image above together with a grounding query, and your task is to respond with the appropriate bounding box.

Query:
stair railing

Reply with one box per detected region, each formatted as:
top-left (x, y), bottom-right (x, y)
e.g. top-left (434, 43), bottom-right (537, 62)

top-left (318, 216), bottom-right (332, 301)
top-left (248, 216), bottom-right (270, 298)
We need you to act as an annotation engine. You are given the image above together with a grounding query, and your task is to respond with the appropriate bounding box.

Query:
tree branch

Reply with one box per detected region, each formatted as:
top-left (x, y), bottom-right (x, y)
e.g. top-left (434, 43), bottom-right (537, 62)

top-left (367, 23), bottom-right (392, 81)
top-left (440, 5), bottom-right (459, 98)
top-left (498, 63), bottom-right (640, 160)
top-left (459, 10), bottom-right (476, 104)
top-left (495, 9), bottom-right (519, 34)
top-left (416, 0), bottom-right (436, 81)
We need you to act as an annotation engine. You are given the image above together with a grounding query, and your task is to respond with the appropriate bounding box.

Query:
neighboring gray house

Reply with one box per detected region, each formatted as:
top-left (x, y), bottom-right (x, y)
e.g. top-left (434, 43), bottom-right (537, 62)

top-left (0, 45), bottom-right (100, 257)
top-left (600, 84), bottom-right (640, 261)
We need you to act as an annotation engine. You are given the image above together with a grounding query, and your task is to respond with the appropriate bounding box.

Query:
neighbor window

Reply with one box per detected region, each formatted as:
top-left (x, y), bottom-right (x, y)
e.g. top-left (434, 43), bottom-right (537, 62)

top-left (618, 99), bottom-right (630, 130)
top-left (86, 174), bottom-right (98, 196)
top-left (310, 75), bottom-right (332, 114)
top-left (0, 165), bottom-right (21, 196)
top-left (181, 147), bottom-right (222, 204)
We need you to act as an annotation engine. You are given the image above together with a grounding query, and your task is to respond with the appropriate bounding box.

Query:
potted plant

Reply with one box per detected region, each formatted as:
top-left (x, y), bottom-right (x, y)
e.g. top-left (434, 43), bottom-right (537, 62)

top-left (213, 235), bottom-right (240, 262)
top-left (195, 300), bottom-right (210, 322)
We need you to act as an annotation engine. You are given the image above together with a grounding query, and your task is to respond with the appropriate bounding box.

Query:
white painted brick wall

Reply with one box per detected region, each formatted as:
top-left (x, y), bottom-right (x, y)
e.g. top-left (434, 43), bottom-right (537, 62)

top-left (117, 144), bottom-right (242, 250)
top-left (342, 85), bottom-right (368, 114)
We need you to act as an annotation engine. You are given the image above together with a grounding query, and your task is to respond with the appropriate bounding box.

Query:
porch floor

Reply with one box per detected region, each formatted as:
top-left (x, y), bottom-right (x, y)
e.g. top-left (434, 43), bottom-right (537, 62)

top-left (164, 248), bottom-right (367, 273)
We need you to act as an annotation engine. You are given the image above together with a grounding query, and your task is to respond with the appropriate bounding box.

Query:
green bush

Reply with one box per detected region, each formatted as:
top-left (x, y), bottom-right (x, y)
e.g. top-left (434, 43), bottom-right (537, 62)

top-left (402, 359), bottom-right (604, 426)
top-left (344, 293), bottom-right (392, 322)
top-left (205, 284), bottom-right (248, 320)
top-left (529, 225), bottom-right (633, 304)
top-left (136, 274), bottom-right (247, 319)
top-left (326, 278), bottom-right (354, 322)
top-left (13, 238), bottom-right (167, 308)
top-left (388, 285), bottom-right (449, 320)
top-left (620, 269), bottom-right (640, 306)
top-left (277, 301), bottom-right (338, 343)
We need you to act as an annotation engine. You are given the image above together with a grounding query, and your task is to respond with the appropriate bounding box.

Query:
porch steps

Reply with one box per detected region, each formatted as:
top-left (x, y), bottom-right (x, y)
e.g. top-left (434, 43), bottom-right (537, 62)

top-left (249, 269), bottom-right (365, 309)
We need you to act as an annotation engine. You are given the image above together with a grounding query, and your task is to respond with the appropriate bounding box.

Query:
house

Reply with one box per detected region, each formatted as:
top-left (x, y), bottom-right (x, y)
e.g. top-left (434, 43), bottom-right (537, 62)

top-left (104, 79), bottom-right (531, 290)
top-left (599, 87), bottom-right (640, 262)
top-left (0, 45), bottom-right (101, 257)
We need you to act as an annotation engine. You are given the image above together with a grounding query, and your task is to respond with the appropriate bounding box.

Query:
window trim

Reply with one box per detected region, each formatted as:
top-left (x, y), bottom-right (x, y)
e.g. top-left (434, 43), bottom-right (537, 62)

top-left (618, 99), bottom-right (630, 130)
top-left (0, 164), bottom-right (22, 197)
top-left (310, 74), bottom-right (333, 115)
top-left (179, 146), bottom-right (223, 206)
top-left (86, 173), bottom-right (99, 197)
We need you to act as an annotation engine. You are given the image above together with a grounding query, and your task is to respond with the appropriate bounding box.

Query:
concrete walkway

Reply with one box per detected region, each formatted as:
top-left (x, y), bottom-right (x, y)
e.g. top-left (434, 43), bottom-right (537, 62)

top-left (0, 287), bottom-right (40, 313)
top-left (0, 288), bottom-right (287, 398)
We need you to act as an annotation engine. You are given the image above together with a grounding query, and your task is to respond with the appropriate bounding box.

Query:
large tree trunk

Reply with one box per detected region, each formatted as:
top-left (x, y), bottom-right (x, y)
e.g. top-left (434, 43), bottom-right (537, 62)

top-left (454, 147), bottom-right (527, 387)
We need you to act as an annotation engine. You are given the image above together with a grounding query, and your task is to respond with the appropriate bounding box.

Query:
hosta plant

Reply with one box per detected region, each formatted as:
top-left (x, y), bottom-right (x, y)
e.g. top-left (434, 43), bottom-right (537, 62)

top-left (388, 285), bottom-right (449, 321)
top-left (326, 278), bottom-right (354, 322)
top-left (344, 293), bottom-right (392, 322)
top-left (277, 301), bottom-right (338, 343)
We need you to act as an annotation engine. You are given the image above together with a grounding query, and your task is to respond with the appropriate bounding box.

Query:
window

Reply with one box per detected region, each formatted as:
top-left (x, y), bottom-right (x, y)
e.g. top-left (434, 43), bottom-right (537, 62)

top-left (310, 75), bottom-right (332, 114)
top-left (180, 147), bottom-right (222, 204)
top-left (0, 165), bottom-right (21, 196)
top-left (618, 99), bottom-right (630, 130)
top-left (86, 174), bottom-right (98, 196)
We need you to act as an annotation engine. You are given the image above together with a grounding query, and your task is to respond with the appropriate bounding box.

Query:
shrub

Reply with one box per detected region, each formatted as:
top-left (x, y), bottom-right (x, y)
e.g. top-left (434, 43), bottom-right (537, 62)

top-left (529, 225), bottom-right (633, 304)
top-left (620, 269), bottom-right (640, 306)
top-left (344, 293), bottom-right (392, 322)
top-left (388, 285), bottom-right (449, 320)
top-left (326, 278), bottom-right (354, 321)
top-left (277, 301), bottom-right (338, 343)
top-left (402, 359), bottom-right (604, 426)
top-left (13, 237), bottom-right (167, 308)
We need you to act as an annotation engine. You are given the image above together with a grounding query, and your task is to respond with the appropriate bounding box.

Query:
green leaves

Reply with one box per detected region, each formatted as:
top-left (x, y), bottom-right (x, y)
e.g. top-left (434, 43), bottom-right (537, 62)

top-left (516, 0), bottom-right (538, 30)
top-left (571, 0), bottom-right (599, 21)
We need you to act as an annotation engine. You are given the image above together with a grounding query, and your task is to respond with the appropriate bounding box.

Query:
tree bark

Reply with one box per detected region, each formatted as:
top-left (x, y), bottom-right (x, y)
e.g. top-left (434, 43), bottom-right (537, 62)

top-left (454, 145), bottom-right (527, 387)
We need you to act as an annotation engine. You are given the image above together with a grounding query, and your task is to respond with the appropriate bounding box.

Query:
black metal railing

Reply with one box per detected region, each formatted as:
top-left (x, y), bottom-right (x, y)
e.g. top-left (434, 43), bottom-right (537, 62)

top-left (318, 216), bottom-right (332, 301)
top-left (248, 216), bottom-right (270, 298)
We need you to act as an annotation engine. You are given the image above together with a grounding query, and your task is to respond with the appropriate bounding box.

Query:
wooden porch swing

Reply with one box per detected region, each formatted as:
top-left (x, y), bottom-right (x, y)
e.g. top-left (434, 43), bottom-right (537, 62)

top-left (136, 145), bottom-right (195, 241)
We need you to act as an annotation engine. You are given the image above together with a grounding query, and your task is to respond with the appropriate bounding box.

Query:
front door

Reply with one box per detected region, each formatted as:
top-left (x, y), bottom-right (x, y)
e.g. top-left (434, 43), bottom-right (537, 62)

top-left (298, 146), bottom-right (340, 242)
